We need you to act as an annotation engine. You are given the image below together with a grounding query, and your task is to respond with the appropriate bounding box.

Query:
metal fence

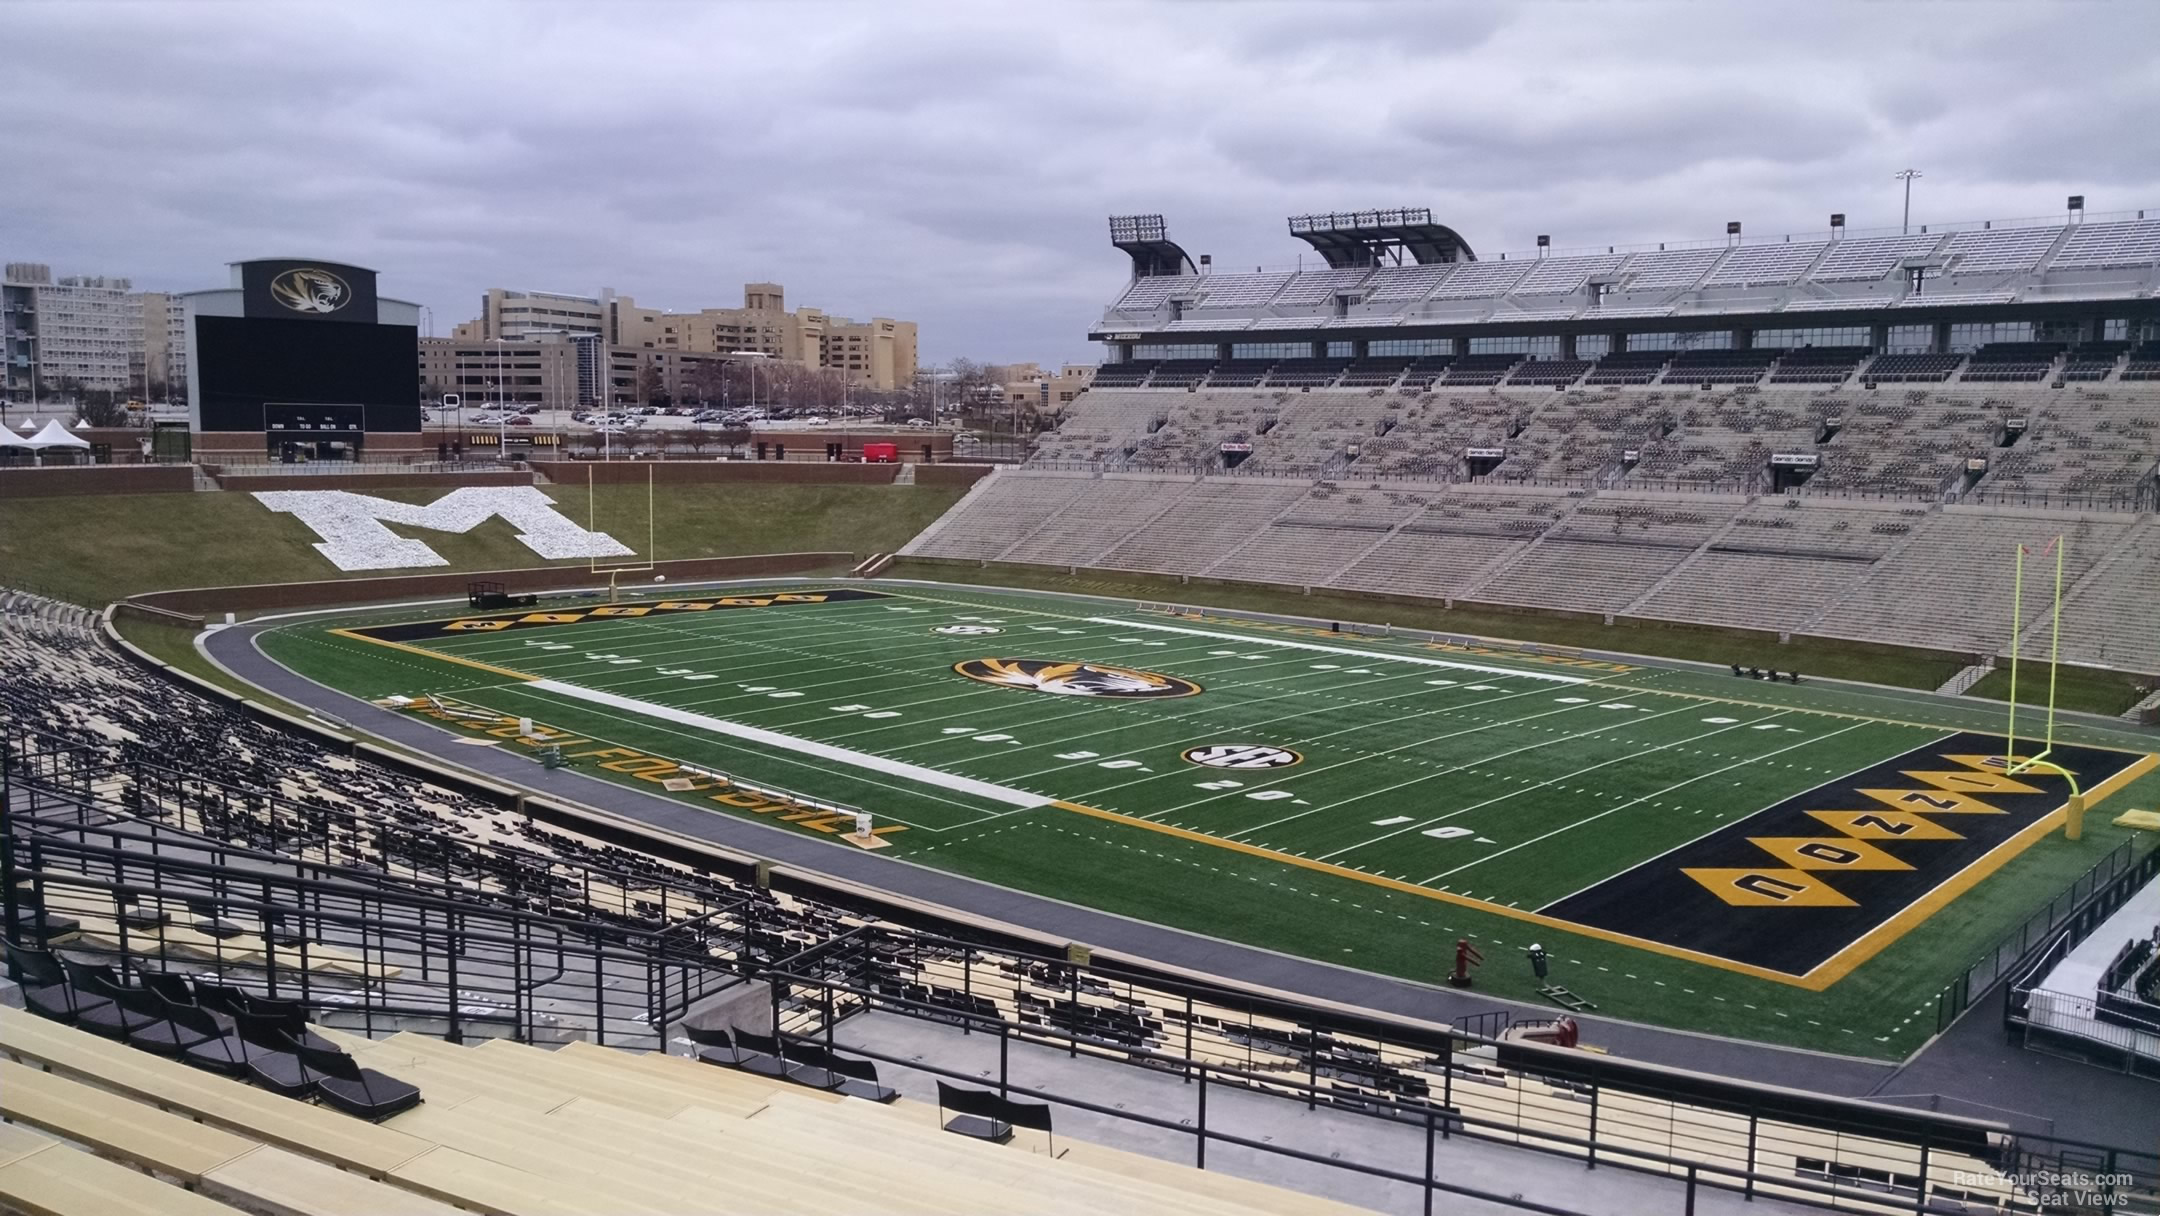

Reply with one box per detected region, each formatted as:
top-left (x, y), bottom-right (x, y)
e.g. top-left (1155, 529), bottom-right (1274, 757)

top-left (2, 819), bottom-right (745, 1049)
top-left (758, 922), bottom-right (2160, 1216)
top-left (1927, 838), bottom-right (2158, 1035)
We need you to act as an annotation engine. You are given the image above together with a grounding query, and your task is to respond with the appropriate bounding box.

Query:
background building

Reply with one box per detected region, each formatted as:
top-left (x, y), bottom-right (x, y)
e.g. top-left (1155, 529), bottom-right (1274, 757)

top-left (993, 362), bottom-right (1095, 409)
top-left (2, 263), bottom-right (140, 402)
top-left (130, 291), bottom-right (177, 401)
top-left (461, 281), bottom-right (918, 391)
top-left (419, 334), bottom-right (734, 410)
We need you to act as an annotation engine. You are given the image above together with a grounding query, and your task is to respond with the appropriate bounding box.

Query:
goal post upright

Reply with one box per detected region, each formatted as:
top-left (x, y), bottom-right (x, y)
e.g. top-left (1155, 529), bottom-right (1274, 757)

top-left (2003, 535), bottom-right (2084, 838)
top-left (586, 464), bottom-right (658, 595)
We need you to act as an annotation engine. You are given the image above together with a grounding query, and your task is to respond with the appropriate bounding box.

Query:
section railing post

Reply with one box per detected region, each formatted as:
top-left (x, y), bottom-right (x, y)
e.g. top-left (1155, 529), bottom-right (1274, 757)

top-left (1196, 1066), bottom-right (1208, 1170)
top-left (1744, 1101), bottom-right (1759, 1201)
top-left (447, 912), bottom-right (462, 1044)
top-left (1423, 1107), bottom-right (1436, 1216)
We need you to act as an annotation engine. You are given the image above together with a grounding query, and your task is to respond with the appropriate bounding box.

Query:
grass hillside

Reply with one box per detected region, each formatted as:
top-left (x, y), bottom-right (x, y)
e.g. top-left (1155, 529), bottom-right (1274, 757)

top-left (2, 483), bottom-right (962, 606)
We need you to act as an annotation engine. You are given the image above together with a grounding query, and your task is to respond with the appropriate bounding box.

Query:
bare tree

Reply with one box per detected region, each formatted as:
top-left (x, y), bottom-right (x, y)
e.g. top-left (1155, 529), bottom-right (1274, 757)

top-left (683, 425), bottom-right (711, 457)
top-left (686, 360), bottom-right (729, 408)
top-left (74, 395), bottom-right (130, 428)
top-left (636, 363), bottom-right (668, 407)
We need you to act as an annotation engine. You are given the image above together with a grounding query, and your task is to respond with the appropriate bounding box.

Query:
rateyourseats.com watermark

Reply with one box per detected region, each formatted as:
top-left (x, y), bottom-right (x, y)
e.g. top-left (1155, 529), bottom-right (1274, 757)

top-left (1954, 1168), bottom-right (2139, 1205)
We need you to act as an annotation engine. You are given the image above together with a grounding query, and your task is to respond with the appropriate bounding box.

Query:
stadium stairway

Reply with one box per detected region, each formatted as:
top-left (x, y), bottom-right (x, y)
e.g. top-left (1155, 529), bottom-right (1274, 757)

top-left (0, 1005), bottom-right (1368, 1215)
top-left (1613, 498), bottom-right (1756, 619)
top-left (895, 464), bottom-right (1005, 557)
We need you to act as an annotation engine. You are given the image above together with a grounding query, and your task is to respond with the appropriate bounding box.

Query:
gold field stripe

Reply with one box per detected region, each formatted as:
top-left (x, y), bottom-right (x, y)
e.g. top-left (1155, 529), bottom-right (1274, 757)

top-left (328, 629), bottom-right (537, 683)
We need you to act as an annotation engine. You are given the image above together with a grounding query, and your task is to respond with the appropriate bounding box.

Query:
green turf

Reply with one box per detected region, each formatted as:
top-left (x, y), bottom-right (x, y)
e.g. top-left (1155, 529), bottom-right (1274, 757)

top-left (0, 484), bottom-right (962, 607)
top-left (1962, 665), bottom-right (2151, 717)
top-left (891, 557), bottom-right (1975, 691)
top-left (258, 582), bottom-right (2160, 1061)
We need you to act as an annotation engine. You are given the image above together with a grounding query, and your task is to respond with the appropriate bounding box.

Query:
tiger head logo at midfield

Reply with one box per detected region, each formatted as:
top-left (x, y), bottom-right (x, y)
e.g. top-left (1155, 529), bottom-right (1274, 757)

top-left (953, 658), bottom-right (1201, 698)
top-left (269, 267), bottom-right (351, 314)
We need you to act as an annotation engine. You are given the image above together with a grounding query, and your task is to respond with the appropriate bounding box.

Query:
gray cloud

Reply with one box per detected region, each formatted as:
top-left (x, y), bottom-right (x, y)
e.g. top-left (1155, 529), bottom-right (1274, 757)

top-left (3, 0), bottom-right (2155, 365)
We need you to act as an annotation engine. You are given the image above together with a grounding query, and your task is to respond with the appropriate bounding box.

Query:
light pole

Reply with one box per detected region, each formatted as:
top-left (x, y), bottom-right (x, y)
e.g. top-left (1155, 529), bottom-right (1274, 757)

top-left (728, 350), bottom-right (769, 419)
top-left (1894, 168), bottom-right (1922, 235)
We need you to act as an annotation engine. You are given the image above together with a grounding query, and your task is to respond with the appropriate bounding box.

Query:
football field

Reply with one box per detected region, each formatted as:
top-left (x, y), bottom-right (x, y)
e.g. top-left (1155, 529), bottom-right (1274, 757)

top-left (258, 582), bottom-right (2159, 1059)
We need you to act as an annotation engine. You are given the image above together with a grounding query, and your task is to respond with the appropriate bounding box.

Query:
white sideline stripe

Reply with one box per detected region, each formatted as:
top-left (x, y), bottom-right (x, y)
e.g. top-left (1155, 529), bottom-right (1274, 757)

top-left (527, 679), bottom-right (1050, 809)
top-left (1084, 618), bottom-right (1592, 685)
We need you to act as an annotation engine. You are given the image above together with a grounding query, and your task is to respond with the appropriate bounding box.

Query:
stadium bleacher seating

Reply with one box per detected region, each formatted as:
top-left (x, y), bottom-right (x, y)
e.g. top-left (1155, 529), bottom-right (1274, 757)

top-left (1506, 358), bottom-right (1593, 387)
top-left (1336, 355), bottom-right (1410, 387)
top-left (1396, 353), bottom-right (1456, 389)
top-left (2119, 341), bottom-right (2160, 382)
top-left (1942, 224), bottom-right (2064, 276)
top-left (1204, 358), bottom-right (1274, 388)
top-left (1269, 267), bottom-right (1373, 306)
top-left (1361, 262), bottom-right (1455, 302)
top-left (1700, 242), bottom-right (1828, 289)
top-left (1667, 348), bottom-right (1784, 386)
top-left (1193, 272), bottom-right (1294, 309)
top-left (1583, 349), bottom-right (1670, 386)
top-left (1438, 352), bottom-right (1523, 387)
top-left (1262, 357), bottom-right (1351, 387)
top-left (1429, 259), bottom-right (1534, 300)
top-left (1510, 254), bottom-right (1626, 296)
top-left (1089, 360), bottom-right (1158, 388)
top-left (1110, 276), bottom-right (1199, 312)
top-left (1805, 234), bottom-right (1945, 283)
top-left (2060, 341), bottom-right (2128, 382)
top-left (1770, 346), bottom-right (1871, 385)
top-left (1615, 247), bottom-right (1725, 293)
top-left (2046, 218), bottom-right (2160, 271)
top-left (1148, 359), bottom-right (1217, 388)
top-left (1961, 342), bottom-right (2062, 383)
top-left (1862, 353), bottom-right (1963, 383)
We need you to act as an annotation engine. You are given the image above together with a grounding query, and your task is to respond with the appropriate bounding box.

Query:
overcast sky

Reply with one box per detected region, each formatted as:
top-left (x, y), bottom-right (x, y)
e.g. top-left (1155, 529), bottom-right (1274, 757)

top-left (6, 0), bottom-right (2156, 366)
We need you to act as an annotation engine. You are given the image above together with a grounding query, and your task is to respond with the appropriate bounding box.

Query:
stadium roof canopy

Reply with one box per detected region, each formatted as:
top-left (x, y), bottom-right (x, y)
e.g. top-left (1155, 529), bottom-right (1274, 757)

top-left (1108, 214), bottom-right (1196, 279)
top-left (1287, 208), bottom-right (1476, 267)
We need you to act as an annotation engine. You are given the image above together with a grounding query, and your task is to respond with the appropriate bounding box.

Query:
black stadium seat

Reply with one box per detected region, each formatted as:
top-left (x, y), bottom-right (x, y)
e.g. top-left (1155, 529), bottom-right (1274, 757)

top-left (285, 1034), bottom-right (422, 1121)
top-left (680, 1022), bottom-right (744, 1067)
top-left (781, 1041), bottom-right (897, 1102)
top-left (936, 1080), bottom-right (1055, 1153)
top-left (227, 1009), bottom-right (320, 1099)
top-left (7, 941), bottom-right (114, 1027)
top-left (725, 1025), bottom-right (792, 1077)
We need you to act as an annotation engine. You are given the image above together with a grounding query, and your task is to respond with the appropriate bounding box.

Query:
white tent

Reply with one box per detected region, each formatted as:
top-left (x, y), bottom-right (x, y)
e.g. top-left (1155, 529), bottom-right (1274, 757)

top-left (25, 420), bottom-right (90, 449)
top-left (0, 424), bottom-right (30, 448)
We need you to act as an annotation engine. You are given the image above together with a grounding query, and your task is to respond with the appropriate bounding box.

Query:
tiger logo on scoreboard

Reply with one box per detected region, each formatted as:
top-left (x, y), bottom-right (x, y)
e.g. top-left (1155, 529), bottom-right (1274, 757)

top-left (953, 658), bottom-right (1201, 698)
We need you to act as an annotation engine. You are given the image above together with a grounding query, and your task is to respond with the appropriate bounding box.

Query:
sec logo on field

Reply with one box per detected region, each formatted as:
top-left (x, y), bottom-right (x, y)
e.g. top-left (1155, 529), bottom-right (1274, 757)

top-left (1183, 745), bottom-right (1302, 769)
top-left (934, 624), bottom-right (1004, 636)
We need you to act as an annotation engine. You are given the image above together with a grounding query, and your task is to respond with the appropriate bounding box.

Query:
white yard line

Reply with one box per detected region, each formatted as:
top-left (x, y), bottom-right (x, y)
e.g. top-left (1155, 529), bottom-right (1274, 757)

top-left (1421, 721), bottom-right (1870, 884)
top-left (1117, 682), bottom-right (1652, 822)
top-left (1223, 695), bottom-right (1709, 841)
top-left (527, 678), bottom-right (1050, 810)
top-left (1082, 617), bottom-right (1592, 685)
top-left (1530, 728), bottom-right (1947, 909)
top-left (1307, 708), bottom-right (1790, 860)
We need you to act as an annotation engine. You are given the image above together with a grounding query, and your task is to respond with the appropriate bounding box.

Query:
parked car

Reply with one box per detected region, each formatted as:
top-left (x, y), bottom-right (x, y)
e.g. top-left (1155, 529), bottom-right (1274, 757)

top-left (507, 415), bottom-right (533, 426)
